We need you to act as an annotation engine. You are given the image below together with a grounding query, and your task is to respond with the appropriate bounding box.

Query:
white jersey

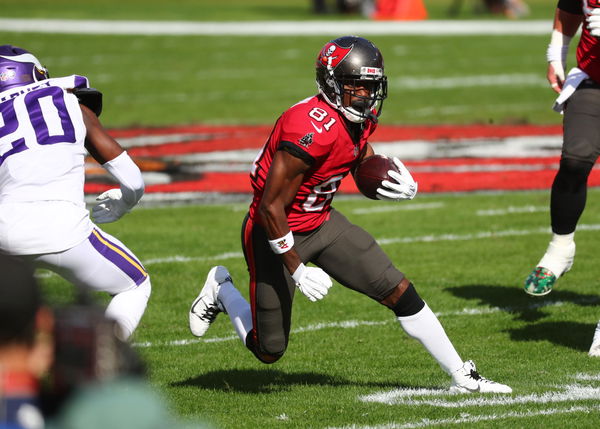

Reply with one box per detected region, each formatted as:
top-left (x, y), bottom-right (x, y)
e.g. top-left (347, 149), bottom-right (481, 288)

top-left (0, 75), bottom-right (94, 254)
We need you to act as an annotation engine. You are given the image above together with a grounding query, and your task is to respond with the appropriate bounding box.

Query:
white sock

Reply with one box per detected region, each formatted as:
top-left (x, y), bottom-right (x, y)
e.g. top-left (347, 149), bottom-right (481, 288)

top-left (105, 278), bottom-right (151, 341)
top-left (550, 232), bottom-right (575, 247)
top-left (218, 282), bottom-right (252, 345)
top-left (538, 233), bottom-right (576, 276)
top-left (397, 303), bottom-right (463, 375)
top-left (592, 320), bottom-right (600, 345)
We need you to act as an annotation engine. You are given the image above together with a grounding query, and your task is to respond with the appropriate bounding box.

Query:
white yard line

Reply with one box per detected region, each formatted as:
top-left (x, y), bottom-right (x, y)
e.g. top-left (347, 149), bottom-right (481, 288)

top-left (377, 223), bottom-right (600, 246)
top-left (327, 405), bottom-right (600, 429)
top-left (333, 373), bottom-right (600, 429)
top-left (0, 18), bottom-right (552, 36)
top-left (359, 384), bottom-right (600, 407)
top-left (395, 73), bottom-right (546, 89)
top-left (137, 223), bottom-right (600, 266)
top-left (476, 205), bottom-right (548, 216)
top-left (351, 202), bottom-right (445, 215)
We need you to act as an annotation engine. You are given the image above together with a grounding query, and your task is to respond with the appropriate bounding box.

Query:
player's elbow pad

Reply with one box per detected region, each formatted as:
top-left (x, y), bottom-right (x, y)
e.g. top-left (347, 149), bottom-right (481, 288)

top-left (103, 151), bottom-right (145, 206)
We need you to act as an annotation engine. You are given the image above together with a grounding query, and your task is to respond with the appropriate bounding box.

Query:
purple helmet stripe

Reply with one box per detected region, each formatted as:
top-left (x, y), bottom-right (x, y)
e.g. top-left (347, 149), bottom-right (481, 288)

top-left (0, 45), bottom-right (49, 92)
top-left (88, 229), bottom-right (148, 286)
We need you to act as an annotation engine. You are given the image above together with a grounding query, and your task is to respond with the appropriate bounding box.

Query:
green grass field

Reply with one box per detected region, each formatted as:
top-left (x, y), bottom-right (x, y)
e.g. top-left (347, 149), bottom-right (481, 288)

top-left (40, 190), bottom-right (600, 428)
top-left (6, 1), bottom-right (600, 428)
top-left (1, 0), bottom-right (561, 127)
top-left (2, 0), bottom-right (556, 21)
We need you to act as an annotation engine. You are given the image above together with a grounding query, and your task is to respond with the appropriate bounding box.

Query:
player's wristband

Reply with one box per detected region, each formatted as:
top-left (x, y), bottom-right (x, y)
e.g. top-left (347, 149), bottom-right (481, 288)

top-left (269, 231), bottom-right (294, 254)
top-left (103, 151), bottom-right (144, 206)
top-left (546, 29), bottom-right (571, 63)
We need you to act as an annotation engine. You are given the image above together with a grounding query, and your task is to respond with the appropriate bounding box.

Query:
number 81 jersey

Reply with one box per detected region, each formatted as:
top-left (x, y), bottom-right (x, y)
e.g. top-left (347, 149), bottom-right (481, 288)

top-left (249, 94), bottom-right (377, 232)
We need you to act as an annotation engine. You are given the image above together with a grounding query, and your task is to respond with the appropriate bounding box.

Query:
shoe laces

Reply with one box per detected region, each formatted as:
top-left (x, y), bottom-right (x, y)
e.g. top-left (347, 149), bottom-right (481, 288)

top-left (467, 368), bottom-right (499, 386)
top-left (196, 301), bottom-right (220, 323)
top-left (468, 368), bottom-right (482, 381)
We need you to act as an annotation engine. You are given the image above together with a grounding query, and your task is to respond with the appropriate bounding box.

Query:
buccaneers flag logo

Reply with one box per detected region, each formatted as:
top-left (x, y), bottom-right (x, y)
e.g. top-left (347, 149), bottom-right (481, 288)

top-left (318, 42), bottom-right (352, 70)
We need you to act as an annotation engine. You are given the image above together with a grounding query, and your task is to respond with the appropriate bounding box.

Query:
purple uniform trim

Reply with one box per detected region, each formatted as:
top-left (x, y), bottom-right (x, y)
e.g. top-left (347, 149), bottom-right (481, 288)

top-left (73, 75), bottom-right (89, 89)
top-left (88, 229), bottom-right (147, 286)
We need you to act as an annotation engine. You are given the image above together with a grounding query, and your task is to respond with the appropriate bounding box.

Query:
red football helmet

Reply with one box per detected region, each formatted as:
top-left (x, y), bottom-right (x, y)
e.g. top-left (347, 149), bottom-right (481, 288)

top-left (316, 36), bottom-right (387, 123)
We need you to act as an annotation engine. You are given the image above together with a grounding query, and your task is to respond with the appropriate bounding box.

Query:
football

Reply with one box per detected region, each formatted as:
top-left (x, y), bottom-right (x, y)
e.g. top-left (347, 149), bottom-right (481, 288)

top-left (353, 154), bottom-right (398, 200)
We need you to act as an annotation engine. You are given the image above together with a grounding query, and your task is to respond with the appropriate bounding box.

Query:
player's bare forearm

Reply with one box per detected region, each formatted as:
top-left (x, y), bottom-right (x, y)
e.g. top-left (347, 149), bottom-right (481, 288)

top-left (81, 105), bottom-right (124, 164)
top-left (554, 8), bottom-right (583, 37)
top-left (259, 149), bottom-right (309, 274)
top-left (259, 198), bottom-right (303, 273)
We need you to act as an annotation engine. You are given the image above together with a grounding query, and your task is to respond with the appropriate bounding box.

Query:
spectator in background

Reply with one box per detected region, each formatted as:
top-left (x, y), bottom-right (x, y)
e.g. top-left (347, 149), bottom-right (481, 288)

top-left (313, 0), bottom-right (371, 15)
top-left (449, 0), bottom-right (529, 18)
top-left (483, 0), bottom-right (529, 18)
top-left (0, 253), bottom-right (203, 429)
top-left (0, 254), bottom-right (53, 429)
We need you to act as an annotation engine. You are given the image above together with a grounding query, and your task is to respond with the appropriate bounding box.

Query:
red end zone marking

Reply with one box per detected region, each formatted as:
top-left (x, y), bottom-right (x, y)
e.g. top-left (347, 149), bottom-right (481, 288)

top-left (86, 124), bottom-right (572, 195)
top-left (84, 169), bottom-right (600, 195)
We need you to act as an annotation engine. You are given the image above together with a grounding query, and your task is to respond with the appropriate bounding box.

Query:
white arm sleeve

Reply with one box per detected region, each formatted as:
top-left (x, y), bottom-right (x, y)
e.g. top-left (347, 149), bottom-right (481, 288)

top-left (102, 151), bottom-right (145, 207)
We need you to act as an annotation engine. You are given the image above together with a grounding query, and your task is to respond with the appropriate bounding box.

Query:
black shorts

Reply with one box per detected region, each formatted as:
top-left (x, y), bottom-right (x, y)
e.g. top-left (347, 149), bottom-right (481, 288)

top-left (563, 81), bottom-right (600, 164)
top-left (241, 208), bottom-right (404, 357)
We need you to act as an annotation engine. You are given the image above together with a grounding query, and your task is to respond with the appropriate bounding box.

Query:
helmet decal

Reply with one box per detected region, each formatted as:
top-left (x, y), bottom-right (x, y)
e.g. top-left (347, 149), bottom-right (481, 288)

top-left (0, 45), bottom-right (49, 92)
top-left (0, 68), bottom-right (16, 83)
top-left (315, 36), bottom-right (387, 124)
top-left (318, 42), bottom-right (352, 71)
top-left (360, 66), bottom-right (383, 78)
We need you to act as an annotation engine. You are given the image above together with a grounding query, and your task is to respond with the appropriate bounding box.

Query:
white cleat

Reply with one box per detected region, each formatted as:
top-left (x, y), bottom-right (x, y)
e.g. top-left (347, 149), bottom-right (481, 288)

top-left (189, 265), bottom-right (231, 337)
top-left (450, 360), bottom-right (512, 394)
top-left (589, 320), bottom-right (600, 357)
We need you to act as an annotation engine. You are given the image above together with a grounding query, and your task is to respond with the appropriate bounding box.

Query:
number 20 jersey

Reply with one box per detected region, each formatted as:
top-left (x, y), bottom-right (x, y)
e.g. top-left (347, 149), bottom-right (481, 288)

top-left (0, 75), bottom-right (93, 254)
top-left (249, 95), bottom-right (377, 232)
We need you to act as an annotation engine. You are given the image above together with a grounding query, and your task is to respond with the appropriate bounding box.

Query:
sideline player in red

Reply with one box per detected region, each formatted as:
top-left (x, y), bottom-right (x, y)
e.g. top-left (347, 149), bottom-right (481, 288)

top-left (189, 36), bottom-right (511, 392)
top-left (523, 1), bottom-right (600, 356)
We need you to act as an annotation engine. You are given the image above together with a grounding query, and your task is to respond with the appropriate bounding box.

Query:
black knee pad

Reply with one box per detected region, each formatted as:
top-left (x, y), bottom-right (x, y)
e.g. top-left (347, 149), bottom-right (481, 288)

top-left (390, 283), bottom-right (425, 317)
top-left (555, 158), bottom-right (593, 192)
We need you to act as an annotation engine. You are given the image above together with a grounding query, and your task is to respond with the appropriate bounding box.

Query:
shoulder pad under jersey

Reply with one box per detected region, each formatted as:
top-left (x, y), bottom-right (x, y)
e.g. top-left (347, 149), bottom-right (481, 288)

top-left (73, 87), bottom-right (103, 117)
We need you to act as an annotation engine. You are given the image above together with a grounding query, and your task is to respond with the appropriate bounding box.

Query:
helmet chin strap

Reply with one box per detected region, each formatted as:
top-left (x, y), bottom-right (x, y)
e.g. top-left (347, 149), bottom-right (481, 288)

top-left (366, 111), bottom-right (378, 124)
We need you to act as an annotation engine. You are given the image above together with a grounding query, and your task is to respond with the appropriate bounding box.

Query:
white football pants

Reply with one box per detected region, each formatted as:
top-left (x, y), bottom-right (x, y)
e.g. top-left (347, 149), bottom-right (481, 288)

top-left (28, 227), bottom-right (151, 341)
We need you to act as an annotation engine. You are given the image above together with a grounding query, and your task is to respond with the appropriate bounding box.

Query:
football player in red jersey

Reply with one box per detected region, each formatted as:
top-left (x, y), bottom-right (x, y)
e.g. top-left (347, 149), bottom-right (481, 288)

top-left (523, 1), bottom-right (600, 356)
top-left (189, 36), bottom-right (511, 392)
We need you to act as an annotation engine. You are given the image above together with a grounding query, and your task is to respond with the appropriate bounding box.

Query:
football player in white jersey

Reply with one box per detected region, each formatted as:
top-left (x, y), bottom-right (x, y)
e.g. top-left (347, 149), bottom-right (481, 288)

top-left (0, 45), bottom-right (150, 341)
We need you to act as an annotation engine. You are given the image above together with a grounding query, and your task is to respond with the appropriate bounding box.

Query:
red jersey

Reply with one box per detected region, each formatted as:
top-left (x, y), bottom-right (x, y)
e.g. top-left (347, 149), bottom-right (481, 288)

top-left (564, 0), bottom-right (600, 83)
top-left (249, 95), bottom-right (377, 232)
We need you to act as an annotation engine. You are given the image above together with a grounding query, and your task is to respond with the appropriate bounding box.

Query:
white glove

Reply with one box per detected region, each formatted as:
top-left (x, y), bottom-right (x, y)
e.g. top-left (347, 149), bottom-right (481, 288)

top-left (291, 263), bottom-right (332, 302)
top-left (91, 188), bottom-right (132, 224)
top-left (588, 9), bottom-right (600, 37)
top-left (376, 157), bottom-right (418, 201)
